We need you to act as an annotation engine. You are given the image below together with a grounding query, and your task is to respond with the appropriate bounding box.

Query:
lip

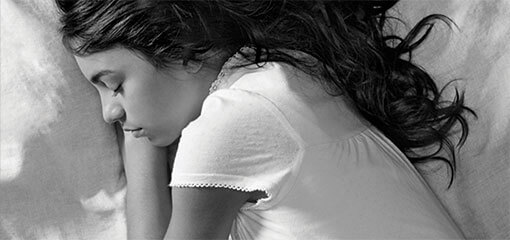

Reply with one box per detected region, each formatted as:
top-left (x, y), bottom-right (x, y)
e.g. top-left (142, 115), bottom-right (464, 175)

top-left (123, 128), bottom-right (146, 138)
top-left (123, 127), bottom-right (142, 132)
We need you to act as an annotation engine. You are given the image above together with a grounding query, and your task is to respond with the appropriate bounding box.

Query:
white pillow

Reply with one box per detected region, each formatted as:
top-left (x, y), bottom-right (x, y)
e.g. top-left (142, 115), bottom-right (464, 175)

top-left (396, 1), bottom-right (510, 238)
top-left (1, 1), bottom-right (126, 239)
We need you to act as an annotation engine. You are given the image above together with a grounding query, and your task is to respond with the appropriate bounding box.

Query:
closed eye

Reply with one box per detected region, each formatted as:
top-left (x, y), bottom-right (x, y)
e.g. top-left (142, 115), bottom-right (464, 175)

top-left (112, 84), bottom-right (122, 96)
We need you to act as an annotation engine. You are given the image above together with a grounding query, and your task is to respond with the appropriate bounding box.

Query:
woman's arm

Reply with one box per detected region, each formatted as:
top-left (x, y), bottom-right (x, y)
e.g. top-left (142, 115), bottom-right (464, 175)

top-left (165, 187), bottom-right (251, 240)
top-left (117, 124), bottom-right (172, 239)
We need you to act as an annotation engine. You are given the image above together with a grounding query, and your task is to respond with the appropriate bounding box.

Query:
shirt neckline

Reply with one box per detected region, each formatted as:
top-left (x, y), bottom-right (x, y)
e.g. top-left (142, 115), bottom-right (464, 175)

top-left (208, 46), bottom-right (255, 95)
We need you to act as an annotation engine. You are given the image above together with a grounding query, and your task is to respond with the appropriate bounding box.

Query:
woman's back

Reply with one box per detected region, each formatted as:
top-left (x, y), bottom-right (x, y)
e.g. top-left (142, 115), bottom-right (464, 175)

top-left (171, 50), bottom-right (464, 238)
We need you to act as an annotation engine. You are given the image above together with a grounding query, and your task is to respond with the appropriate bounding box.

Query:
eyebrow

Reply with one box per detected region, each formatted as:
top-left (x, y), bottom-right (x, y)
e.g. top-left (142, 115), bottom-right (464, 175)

top-left (90, 70), bottom-right (114, 84)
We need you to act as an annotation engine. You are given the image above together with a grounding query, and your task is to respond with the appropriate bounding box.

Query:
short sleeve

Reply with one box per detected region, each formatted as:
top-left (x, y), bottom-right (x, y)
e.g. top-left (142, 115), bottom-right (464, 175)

top-left (170, 89), bottom-right (303, 209)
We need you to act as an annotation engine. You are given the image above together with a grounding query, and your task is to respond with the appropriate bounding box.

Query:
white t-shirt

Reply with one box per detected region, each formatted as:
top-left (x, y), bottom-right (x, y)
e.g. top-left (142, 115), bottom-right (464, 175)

top-left (170, 50), bottom-right (464, 239)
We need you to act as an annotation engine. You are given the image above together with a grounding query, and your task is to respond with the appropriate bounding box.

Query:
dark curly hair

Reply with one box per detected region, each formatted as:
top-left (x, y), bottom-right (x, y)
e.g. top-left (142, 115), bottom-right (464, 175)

top-left (56, 0), bottom-right (475, 187)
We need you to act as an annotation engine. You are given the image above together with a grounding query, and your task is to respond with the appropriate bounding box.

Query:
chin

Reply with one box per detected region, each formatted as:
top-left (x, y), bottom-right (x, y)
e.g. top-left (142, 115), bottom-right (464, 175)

top-left (147, 135), bottom-right (178, 147)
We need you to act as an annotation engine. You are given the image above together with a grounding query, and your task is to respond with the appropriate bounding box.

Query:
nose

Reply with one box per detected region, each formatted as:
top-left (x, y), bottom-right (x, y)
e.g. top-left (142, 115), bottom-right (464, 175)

top-left (102, 99), bottom-right (125, 124)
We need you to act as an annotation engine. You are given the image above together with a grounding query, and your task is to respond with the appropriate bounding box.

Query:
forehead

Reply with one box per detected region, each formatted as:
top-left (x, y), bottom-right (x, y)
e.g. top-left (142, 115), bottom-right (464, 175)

top-left (74, 48), bottom-right (152, 78)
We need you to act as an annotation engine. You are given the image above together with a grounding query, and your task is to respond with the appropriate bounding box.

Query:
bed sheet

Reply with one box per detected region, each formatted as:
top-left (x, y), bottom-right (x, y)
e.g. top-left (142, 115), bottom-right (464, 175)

top-left (1, 0), bottom-right (127, 239)
top-left (396, 0), bottom-right (510, 238)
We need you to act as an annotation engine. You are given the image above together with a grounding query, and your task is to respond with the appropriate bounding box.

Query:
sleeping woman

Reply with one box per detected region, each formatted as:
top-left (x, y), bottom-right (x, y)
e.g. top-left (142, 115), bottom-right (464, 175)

top-left (56, 0), bottom-right (474, 239)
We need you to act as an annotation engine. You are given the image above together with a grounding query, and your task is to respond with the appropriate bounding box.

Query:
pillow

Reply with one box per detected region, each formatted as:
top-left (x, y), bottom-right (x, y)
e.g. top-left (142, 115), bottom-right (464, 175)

top-left (0, 0), bottom-right (126, 239)
top-left (396, 1), bottom-right (510, 238)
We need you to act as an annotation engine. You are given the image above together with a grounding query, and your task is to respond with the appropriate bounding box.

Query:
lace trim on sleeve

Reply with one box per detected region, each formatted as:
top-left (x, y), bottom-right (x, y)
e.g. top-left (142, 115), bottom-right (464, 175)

top-left (171, 182), bottom-right (267, 194)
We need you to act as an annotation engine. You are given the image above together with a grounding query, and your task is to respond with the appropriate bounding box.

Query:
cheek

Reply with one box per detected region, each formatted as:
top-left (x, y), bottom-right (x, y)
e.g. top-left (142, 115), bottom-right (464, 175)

top-left (123, 92), bottom-right (175, 130)
top-left (124, 76), bottom-right (202, 133)
top-left (123, 82), bottom-right (159, 114)
top-left (148, 94), bottom-right (194, 136)
top-left (164, 91), bottom-right (197, 120)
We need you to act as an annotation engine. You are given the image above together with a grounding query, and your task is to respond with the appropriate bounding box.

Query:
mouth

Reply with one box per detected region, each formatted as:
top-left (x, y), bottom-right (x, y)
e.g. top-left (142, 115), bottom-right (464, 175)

top-left (123, 127), bottom-right (142, 132)
top-left (123, 128), bottom-right (146, 138)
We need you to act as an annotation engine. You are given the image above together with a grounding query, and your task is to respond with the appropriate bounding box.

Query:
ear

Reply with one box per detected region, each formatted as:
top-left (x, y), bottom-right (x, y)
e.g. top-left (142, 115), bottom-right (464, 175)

top-left (184, 60), bottom-right (204, 74)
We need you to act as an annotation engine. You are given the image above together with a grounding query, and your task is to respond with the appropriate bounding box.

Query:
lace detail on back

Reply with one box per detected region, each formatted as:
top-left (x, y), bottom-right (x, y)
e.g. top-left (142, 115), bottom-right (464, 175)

top-left (209, 46), bottom-right (255, 94)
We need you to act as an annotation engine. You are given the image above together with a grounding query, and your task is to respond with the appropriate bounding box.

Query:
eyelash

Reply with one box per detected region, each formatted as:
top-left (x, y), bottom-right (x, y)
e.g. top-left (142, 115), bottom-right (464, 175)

top-left (111, 85), bottom-right (122, 97)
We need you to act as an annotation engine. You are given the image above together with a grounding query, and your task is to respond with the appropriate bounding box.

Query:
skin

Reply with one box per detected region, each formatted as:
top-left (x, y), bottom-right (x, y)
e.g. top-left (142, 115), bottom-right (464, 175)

top-left (118, 128), bottom-right (171, 239)
top-left (75, 47), bottom-right (253, 239)
top-left (75, 47), bottom-right (216, 146)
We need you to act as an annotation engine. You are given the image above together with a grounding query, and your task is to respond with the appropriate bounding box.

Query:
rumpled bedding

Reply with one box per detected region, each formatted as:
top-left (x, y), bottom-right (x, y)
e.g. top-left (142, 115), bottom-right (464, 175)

top-left (396, 1), bottom-right (510, 238)
top-left (1, 0), bottom-right (126, 239)
top-left (0, 0), bottom-right (508, 239)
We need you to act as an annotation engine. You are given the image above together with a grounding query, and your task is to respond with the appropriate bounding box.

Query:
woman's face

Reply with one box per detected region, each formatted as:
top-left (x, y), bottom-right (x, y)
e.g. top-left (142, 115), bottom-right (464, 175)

top-left (75, 47), bottom-right (216, 146)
